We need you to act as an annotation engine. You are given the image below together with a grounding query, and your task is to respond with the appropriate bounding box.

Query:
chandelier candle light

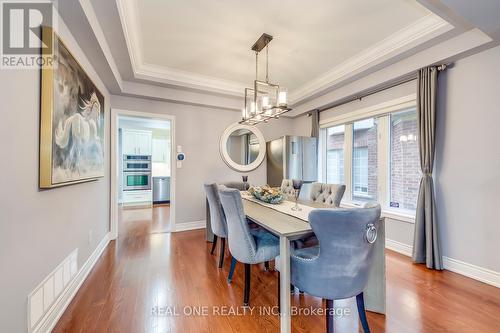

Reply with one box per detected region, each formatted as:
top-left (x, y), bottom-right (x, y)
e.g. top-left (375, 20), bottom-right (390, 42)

top-left (240, 33), bottom-right (291, 125)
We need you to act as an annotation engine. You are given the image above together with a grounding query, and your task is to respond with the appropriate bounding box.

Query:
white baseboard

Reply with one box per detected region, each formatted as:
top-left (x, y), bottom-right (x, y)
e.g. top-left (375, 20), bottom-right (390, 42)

top-left (442, 256), bottom-right (500, 288)
top-left (175, 220), bottom-right (206, 232)
top-left (385, 238), bottom-right (500, 288)
top-left (385, 238), bottom-right (413, 257)
top-left (37, 232), bottom-right (111, 333)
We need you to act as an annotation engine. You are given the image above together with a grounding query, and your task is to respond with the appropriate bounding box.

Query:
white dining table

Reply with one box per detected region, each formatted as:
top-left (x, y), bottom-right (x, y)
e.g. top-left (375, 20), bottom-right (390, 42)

top-left (241, 193), bottom-right (386, 333)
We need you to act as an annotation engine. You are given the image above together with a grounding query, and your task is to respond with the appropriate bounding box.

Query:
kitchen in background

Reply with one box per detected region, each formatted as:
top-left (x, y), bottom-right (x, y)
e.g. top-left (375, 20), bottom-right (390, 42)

top-left (118, 116), bottom-right (171, 207)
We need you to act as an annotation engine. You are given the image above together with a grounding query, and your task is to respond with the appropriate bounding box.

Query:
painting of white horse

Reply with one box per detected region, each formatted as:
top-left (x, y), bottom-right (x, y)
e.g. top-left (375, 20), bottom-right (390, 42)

top-left (40, 32), bottom-right (105, 188)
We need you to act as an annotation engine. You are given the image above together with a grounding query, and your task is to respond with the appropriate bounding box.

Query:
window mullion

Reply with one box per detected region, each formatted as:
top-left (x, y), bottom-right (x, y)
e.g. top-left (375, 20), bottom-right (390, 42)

top-left (319, 128), bottom-right (327, 182)
top-left (344, 123), bottom-right (353, 202)
top-left (377, 116), bottom-right (390, 208)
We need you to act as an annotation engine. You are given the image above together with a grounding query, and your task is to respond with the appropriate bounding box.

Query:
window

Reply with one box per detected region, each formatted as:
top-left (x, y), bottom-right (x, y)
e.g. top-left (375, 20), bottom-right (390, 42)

top-left (320, 98), bottom-right (419, 217)
top-left (390, 109), bottom-right (420, 211)
top-left (352, 118), bottom-right (378, 202)
top-left (326, 125), bottom-right (345, 184)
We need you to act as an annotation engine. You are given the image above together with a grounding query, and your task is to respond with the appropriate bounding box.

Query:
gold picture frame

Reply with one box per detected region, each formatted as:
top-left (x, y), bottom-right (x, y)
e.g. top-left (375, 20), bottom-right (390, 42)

top-left (39, 26), bottom-right (105, 189)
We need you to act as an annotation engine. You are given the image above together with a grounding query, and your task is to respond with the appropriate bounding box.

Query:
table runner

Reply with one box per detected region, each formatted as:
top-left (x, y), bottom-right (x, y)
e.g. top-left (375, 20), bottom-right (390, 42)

top-left (241, 192), bottom-right (316, 222)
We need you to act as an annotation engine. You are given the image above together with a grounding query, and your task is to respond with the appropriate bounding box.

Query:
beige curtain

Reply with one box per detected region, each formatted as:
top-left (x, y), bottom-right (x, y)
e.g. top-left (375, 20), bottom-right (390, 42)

top-left (412, 66), bottom-right (443, 270)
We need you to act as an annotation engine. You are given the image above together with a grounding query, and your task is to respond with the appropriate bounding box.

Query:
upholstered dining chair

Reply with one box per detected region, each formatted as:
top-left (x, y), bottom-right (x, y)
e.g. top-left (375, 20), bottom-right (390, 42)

top-left (206, 181), bottom-right (250, 243)
top-left (295, 182), bottom-right (347, 249)
top-left (309, 182), bottom-right (346, 207)
top-left (277, 204), bottom-right (381, 333)
top-left (219, 187), bottom-right (280, 306)
top-left (222, 181), bottom-right (250, 191)
top-left (204, 183), bottom-right (229, 268)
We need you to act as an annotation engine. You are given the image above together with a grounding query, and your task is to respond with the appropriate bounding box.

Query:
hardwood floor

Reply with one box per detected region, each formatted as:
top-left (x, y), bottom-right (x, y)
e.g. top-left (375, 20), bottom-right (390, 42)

top-left (53, 206), bottom-right (500, 333)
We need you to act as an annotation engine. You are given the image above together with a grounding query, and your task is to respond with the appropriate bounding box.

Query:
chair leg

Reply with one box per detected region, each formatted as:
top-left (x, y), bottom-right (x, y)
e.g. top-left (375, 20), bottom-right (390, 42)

top-left (326, 299), bottom-right (334, 333)
top-left (356, 292), bottom-right (370, 333)
top-left (210, 235), bottom-right (218, 255)
top-left (227, 257), bottom-right (237, 283)
top-left (218, 238), bottom-right (225, 268)
top-left (243, 263), bottom-right (251, 306)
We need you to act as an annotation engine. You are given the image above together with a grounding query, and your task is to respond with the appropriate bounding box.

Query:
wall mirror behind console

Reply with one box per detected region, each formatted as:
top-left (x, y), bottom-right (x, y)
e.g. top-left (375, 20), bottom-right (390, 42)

top-left (219, 123), bottom-right (266, 172)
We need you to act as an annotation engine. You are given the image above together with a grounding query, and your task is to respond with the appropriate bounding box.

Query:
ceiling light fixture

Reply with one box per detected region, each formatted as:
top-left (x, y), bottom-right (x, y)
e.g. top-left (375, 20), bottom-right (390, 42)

top-left (240, 33), bottom-right (291, 125)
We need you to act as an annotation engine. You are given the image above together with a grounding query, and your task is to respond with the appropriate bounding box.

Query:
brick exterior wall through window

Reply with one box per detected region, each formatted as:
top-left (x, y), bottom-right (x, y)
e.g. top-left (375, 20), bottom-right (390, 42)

top-left (325, 110), bottom-right (420, 210)
top-left (390, 111), bottom-right (420, 210)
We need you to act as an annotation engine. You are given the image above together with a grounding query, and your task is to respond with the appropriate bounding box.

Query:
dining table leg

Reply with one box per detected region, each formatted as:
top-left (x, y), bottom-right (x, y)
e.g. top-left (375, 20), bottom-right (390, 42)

top-left (279, 235), bottom-right (291, 333)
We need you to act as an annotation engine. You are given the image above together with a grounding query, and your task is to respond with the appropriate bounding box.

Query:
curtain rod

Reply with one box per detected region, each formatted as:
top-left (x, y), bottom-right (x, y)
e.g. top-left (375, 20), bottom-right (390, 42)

top-left (307, 64), bottom-right (449, 116)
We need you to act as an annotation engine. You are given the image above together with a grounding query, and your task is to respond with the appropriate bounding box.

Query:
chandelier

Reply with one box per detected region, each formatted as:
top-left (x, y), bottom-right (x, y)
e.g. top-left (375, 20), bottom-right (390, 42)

top-left (240, 33), bottom-right (291, 125)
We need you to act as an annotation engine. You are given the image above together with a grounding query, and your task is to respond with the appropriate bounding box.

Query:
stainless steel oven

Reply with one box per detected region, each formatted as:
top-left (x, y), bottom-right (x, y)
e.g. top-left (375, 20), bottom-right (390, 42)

top-left (123, 155), bottom-right (152, 191)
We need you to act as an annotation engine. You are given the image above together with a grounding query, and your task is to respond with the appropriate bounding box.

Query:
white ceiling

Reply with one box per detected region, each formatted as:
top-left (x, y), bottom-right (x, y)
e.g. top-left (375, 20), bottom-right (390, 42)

top-left (130, 0), bottom-right (433, 91)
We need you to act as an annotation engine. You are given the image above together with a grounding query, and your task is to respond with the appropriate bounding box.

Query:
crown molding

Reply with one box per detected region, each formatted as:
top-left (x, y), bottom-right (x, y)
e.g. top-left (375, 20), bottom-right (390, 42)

top-left (289, 14), bottom-right (453, 104)
top-left (80, 0), bottom-right (123, 91)
top-left (116, 0), bottom-right (142, 73)
top-left (135, 62), bottom-right (246, 97)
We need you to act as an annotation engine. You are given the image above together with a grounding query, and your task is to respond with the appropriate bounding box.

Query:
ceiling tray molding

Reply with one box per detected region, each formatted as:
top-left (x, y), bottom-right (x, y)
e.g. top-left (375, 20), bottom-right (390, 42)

top-left (117, 0), bottom-right (454, 105)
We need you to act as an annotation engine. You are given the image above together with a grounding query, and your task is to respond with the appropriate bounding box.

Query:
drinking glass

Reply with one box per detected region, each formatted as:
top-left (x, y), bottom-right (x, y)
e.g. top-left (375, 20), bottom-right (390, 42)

top-left (291, 179), bottom-right (303, 211)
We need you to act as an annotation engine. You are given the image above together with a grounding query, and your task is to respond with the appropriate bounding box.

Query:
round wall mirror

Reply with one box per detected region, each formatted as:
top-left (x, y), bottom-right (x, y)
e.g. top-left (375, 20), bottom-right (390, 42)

top-left (219, 123), bottom-right (266, 172)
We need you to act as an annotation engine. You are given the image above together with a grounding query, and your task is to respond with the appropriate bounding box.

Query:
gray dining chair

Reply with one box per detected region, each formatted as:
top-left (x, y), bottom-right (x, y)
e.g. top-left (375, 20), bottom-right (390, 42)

top-left (277, 204), bottom-right (381, 333)
top-left (309, 182), bottom-right (346, 207)
top-left (295, 182), bottom-right (347, 249)
top-left (204, 183), bottom-right (229, 268)
top-left (206, 181), bottom-right (250, 243)
top-left (222, 181), bottom-right (250, 191)
top-left (219, 187), bottom-right (280, 306)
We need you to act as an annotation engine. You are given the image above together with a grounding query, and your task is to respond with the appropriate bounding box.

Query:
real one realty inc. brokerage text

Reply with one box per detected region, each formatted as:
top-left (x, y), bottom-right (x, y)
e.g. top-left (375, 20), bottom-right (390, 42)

top-left (152, 305), bottom-right (352, 317)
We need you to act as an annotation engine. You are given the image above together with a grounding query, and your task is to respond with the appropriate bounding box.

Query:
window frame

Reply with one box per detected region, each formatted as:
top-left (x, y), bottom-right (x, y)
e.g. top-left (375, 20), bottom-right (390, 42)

top-left (319, 94), bottom-right (417, 222)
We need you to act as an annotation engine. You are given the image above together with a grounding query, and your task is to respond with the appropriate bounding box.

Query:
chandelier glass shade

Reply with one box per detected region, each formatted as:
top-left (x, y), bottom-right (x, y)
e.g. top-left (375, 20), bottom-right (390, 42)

top-left (240, 34), bottom-right (291, 125)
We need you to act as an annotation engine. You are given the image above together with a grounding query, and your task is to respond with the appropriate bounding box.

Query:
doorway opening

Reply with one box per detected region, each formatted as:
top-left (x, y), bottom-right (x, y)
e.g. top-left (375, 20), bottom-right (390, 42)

top-left (110, 109), bottom-right (176, 239)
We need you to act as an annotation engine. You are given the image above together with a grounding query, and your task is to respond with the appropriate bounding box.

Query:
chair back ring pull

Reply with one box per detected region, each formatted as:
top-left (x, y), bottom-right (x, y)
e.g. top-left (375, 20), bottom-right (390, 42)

top-left (365, 224), bottom-right (377, 244)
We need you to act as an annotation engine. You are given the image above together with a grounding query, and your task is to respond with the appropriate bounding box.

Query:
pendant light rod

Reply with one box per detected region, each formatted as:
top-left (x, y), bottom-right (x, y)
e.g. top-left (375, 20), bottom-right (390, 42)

top-left (255, 51), bottom-right (258, 80)
top-left (266, 45), bottom-right (269, 83)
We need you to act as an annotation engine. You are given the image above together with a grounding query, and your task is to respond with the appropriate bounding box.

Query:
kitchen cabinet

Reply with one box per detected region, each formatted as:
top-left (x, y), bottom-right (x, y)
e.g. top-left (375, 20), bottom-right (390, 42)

top-left (152, 137), bottom-right (169, 163)
top-left (122, 190), bottom-right (152, 206)
top-left (123, 129), bottom-right (152, 155)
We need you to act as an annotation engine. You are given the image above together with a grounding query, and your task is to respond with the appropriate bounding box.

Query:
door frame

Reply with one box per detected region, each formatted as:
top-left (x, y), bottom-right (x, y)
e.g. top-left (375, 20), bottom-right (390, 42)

top-left (110, 108), bottom-right (176, 239)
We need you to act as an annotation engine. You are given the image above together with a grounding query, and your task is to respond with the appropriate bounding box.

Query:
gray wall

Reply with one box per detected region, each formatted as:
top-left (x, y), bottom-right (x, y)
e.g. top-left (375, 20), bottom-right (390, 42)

top-left (435, 45), bottom-right (500, 273)
top-left (111, 95), bottom-right (295, 225)
top-left (0, 15), bottom-right (110, 333)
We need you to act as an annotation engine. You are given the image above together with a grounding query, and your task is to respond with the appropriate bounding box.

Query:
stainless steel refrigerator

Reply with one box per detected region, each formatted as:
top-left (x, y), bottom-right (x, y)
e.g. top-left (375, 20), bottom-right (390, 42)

top-left (266, 136), bottom-right (318, 187)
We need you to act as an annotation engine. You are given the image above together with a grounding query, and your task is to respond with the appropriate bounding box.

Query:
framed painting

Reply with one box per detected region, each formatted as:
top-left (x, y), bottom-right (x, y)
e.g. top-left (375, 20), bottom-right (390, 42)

top-left (39, 26), bottom-right (105, 189)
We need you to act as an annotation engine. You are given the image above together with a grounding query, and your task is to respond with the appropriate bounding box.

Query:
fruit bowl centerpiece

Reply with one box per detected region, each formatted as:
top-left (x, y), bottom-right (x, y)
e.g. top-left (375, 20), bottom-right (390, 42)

top-left (248, 185), bottom-right (285, 204)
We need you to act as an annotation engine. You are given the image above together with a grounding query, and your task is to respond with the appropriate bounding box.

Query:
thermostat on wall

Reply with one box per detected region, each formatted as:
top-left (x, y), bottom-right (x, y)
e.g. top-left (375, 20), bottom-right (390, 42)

top-left (176, 146), bottom-right (185, 168)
